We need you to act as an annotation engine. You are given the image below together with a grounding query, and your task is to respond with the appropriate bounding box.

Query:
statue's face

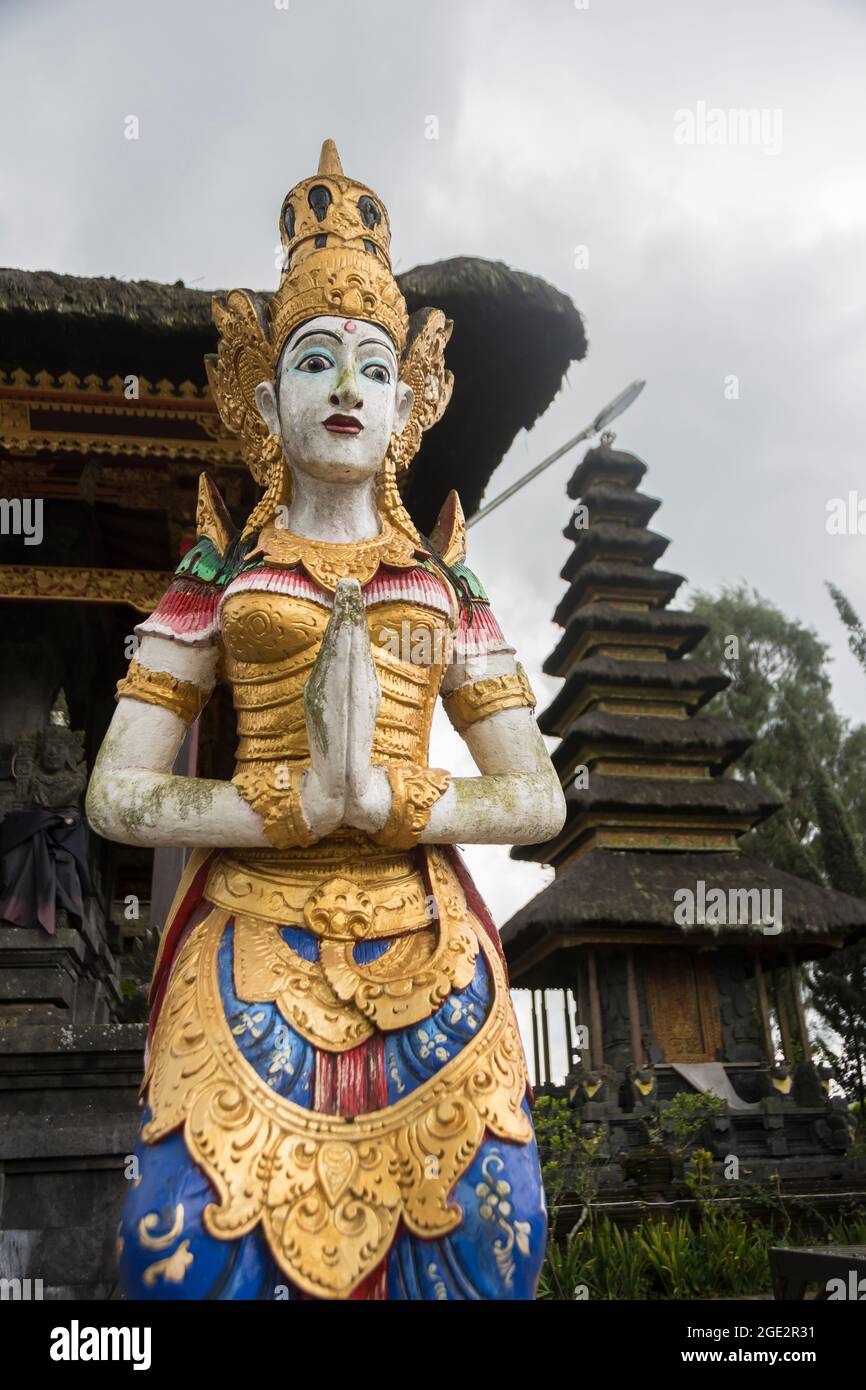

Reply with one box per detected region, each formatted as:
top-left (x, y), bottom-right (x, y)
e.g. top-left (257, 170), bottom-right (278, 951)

top-left (40, 733), bottom-right (66, 772)
top-left (256, 315), bottom-right (413, 484)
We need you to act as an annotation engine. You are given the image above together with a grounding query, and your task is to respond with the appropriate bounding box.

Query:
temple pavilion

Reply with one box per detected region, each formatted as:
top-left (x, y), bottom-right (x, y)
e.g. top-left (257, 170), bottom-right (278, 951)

top-left (502, 439), bottom-right (866, 1181)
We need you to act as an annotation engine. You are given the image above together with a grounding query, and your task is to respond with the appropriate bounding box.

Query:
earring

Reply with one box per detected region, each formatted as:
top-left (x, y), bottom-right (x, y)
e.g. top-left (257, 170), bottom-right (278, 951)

top-left (262, 431), bottom-right (283, 468)
top-left (242, 436), bottom-right (290, 541)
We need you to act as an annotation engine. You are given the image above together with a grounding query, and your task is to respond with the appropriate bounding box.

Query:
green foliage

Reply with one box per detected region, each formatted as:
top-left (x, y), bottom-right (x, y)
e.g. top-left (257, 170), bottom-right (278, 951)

top-left (538, 1202), bottom-right (866, 1300)
top-left (534, 1095), bottom-right (605, 1211)
top-left (828, 583), bottom-right (866, 674)
top-left (689, 582), bottom-right (866, 1126)
top-left (689, 582), bottom-right (862, 873)
top-left (660, 1091), bottom-right (727, 1151)
top-left (534, 1094), bottom-right (866, 1300)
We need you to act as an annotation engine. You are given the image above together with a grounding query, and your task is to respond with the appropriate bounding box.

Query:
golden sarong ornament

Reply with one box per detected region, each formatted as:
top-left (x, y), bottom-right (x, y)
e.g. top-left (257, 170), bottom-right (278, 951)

top-left (142, 907), bottom-right (530, 1300)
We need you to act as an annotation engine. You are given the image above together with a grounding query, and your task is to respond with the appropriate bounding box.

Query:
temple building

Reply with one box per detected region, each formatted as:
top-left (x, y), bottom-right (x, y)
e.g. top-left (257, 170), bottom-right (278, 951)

top-left (0, 261), bottom-right (586, 1296)
top-left (503, 439), bottom-right (866, 1185)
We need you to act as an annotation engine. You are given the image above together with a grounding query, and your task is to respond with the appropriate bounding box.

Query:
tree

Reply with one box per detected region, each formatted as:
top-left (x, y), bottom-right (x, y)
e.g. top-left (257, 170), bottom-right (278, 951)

top-left (689, 583), bottom-right (864, 872)
top-left (689, 583), bottom-right (866, 1111)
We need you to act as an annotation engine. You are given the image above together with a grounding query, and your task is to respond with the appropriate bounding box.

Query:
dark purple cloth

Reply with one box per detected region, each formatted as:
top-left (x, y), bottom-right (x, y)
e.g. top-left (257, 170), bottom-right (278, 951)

top-left (0, 807), bottom-right (92, 934)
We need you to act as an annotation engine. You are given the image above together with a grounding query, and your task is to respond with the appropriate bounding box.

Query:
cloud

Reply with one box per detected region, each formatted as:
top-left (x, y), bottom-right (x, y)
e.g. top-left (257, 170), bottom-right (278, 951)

top-left (2, 0), bottom-right (865, 955)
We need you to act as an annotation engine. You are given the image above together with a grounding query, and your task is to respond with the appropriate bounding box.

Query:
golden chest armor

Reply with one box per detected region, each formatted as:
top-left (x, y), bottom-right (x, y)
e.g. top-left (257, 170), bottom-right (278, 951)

top-left (197, 576), bottom-right (470, 1050)
top-left (222, 587), bottom-right (453, 769)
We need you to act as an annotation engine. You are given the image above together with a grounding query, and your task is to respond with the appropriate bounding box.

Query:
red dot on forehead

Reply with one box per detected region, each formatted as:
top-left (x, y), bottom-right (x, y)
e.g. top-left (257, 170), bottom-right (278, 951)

top-left (343, 319), bottom-right (358, 333)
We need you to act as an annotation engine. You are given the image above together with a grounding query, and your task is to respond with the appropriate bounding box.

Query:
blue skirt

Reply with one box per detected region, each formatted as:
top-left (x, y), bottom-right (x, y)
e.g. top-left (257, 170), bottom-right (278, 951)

top-left (119, 919), bottom-right (547, 1300)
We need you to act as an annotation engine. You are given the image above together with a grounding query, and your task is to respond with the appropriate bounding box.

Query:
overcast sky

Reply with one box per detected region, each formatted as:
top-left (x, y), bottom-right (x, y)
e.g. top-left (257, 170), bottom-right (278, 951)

top-left (3, 0), bottom-right (865, 1034)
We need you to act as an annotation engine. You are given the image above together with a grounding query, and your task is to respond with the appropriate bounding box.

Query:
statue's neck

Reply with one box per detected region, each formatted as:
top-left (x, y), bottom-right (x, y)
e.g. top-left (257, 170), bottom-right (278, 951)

top-left (283, 466), bottom-right (381, 544)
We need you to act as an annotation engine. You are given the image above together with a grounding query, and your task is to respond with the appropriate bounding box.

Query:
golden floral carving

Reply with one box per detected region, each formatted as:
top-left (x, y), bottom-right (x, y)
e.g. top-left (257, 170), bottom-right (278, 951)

top-left (371, 765), bottom-right (451, 849)
top-left (205, 290), bottom-right (276, 484)
top-left (0, 565), bottom-right (170, 613)
top-left (204, 849), bottom-right (433, 937)
top-left (319, 914), bottom-right (477, 1031)
top-left (253, 511), bottom-right (419, 591)
top-left (232, 915), bottom-right (374, 1052)
top-left (302, 876), bottom-right (376, 939)
top-left (387, 308), bottom-right (454, 474)
top-left (232, 763), bottom-right (315, 850)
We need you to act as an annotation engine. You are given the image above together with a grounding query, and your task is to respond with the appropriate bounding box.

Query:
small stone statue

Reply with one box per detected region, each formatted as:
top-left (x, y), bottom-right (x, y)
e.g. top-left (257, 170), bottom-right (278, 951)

top-left (0, 691), bottom-right (90, 934)
top-left (1, 691), bottom-right (87, 815)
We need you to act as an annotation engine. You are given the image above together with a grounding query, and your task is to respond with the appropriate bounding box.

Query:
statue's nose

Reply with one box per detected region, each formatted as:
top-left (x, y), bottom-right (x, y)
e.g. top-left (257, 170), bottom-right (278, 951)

top-left (330, 369), bottom-right (363, 411)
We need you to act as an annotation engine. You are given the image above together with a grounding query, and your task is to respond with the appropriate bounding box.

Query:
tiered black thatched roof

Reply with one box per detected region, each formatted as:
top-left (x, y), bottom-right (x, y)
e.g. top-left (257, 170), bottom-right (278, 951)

top-left (503, 440), bottom-right (866, 962)
top-left (0, 258), bottom-right (587, 533)
top-left (501, 851), bottom-right (866, 971)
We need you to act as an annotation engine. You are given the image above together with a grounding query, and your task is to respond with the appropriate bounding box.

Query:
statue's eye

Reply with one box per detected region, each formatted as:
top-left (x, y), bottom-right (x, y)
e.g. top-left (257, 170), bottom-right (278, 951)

top-left (362, 362), bottom-right (390, 384)
top-left (296, 352), bottom-right (334, 374)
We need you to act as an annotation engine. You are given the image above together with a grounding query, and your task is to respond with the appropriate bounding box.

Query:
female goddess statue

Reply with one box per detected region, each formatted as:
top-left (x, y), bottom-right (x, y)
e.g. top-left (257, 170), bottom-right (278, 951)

top-left (87, 141), bottom-right (567, 1301)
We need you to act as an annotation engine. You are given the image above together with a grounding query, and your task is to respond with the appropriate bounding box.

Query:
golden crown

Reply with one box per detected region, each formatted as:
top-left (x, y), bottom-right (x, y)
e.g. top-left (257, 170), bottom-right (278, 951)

top-left (272, 138), bottom-right (409, 357)
top-left (205, 140), bottom-right (453, 486)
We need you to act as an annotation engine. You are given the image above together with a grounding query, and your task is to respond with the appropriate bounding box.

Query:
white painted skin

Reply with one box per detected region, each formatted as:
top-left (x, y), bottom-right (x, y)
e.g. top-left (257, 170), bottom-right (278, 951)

top-left (86, 314), bottom-right (566, 850)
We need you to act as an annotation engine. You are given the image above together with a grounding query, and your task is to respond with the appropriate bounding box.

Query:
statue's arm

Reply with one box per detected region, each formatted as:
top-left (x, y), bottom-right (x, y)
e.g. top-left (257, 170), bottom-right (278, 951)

top-left (422, 647), bottom-right (566, 846)
top-left (85, 632), bottom-right (269, 849)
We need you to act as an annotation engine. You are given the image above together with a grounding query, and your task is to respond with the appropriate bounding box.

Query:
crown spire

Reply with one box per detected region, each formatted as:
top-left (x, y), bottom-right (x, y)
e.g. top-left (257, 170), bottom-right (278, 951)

top-left (317, 138), bottom-right (344, 177)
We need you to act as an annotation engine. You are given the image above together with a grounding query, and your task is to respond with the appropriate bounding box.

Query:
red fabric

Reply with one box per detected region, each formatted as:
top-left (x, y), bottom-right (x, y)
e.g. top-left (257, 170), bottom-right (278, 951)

top-left (305, 1033), bottom-right (390, 1300)
top-left (137, 579), bottom-right (220, 641)
top-left (454, 601), bottom-right (509, 658)
top-left (443, 843), bottom-right (510, 980)
top-left (147, 851), bottom-right (215, 1040)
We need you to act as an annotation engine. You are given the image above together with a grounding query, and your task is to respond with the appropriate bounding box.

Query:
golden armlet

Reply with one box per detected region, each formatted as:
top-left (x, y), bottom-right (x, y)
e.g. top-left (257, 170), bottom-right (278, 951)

top-left (115, 660), bottom-right (207, 725)
top-left (232, 764), bottom-right (316, 850)
top-left (371, 766), bottom-right (451, 850)
top-left (442, 662), bottom-right (536, 734)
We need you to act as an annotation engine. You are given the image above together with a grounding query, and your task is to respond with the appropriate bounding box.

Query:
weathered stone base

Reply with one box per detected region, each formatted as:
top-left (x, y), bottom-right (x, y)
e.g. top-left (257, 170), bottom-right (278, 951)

top-left (0, 1022), bottom-right (145, 1300)
top-left (0, 908), bottom-right (123, 1025)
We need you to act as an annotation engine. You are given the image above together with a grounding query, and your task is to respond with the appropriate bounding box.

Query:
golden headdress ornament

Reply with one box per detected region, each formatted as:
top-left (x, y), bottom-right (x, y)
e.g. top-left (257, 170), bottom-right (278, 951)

top-left (205, 140), bottom-right (454, 489)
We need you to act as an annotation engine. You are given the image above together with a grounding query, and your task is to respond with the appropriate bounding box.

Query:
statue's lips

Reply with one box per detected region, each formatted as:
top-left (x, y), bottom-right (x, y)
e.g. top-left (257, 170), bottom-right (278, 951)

top-left (323, 414), bottom-right (363, 435)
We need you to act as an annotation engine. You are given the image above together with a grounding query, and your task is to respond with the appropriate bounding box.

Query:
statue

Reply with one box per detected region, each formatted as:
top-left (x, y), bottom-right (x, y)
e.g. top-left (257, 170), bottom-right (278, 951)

top-left (87, 141), bottom-right (566, 1300)
top-left (0, 690), bottom-right (91, 934)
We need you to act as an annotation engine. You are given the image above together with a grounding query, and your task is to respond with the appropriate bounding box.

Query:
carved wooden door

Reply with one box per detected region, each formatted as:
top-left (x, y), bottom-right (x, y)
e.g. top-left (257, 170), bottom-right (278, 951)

top-left (645, 950), bottom-right (722, 1063)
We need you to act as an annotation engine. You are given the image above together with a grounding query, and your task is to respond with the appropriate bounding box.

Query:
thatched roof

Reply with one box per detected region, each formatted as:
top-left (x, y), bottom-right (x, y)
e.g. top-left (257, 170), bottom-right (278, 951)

top-left (539, 656), bottom-right (728, 736)
top-left (552, 712), bottom-right (753, 774)
top-left (544, 604), bottom-right (708, 675)
top-left (0, 258), bottom-right (586, 533)
top-left (501, 849), bottom-right (866, 962)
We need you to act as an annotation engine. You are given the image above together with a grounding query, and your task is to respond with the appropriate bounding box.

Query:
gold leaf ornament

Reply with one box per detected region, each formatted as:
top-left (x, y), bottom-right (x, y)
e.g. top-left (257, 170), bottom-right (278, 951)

top-left (389, 308), bottom-right (454, 475)
top-left (205, 290), bottom-right (276, 485)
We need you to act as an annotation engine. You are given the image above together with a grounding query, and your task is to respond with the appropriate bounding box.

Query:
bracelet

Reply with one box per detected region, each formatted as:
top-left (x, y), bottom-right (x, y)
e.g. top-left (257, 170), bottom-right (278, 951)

top-left (232, 764), bottom-right (316, 850)
top-left (115, 660), bottom-right (208, 725)
top-left (370, 765), bottom-right (451, 850)
top-left (442, 663), bottom-right (536, 735)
